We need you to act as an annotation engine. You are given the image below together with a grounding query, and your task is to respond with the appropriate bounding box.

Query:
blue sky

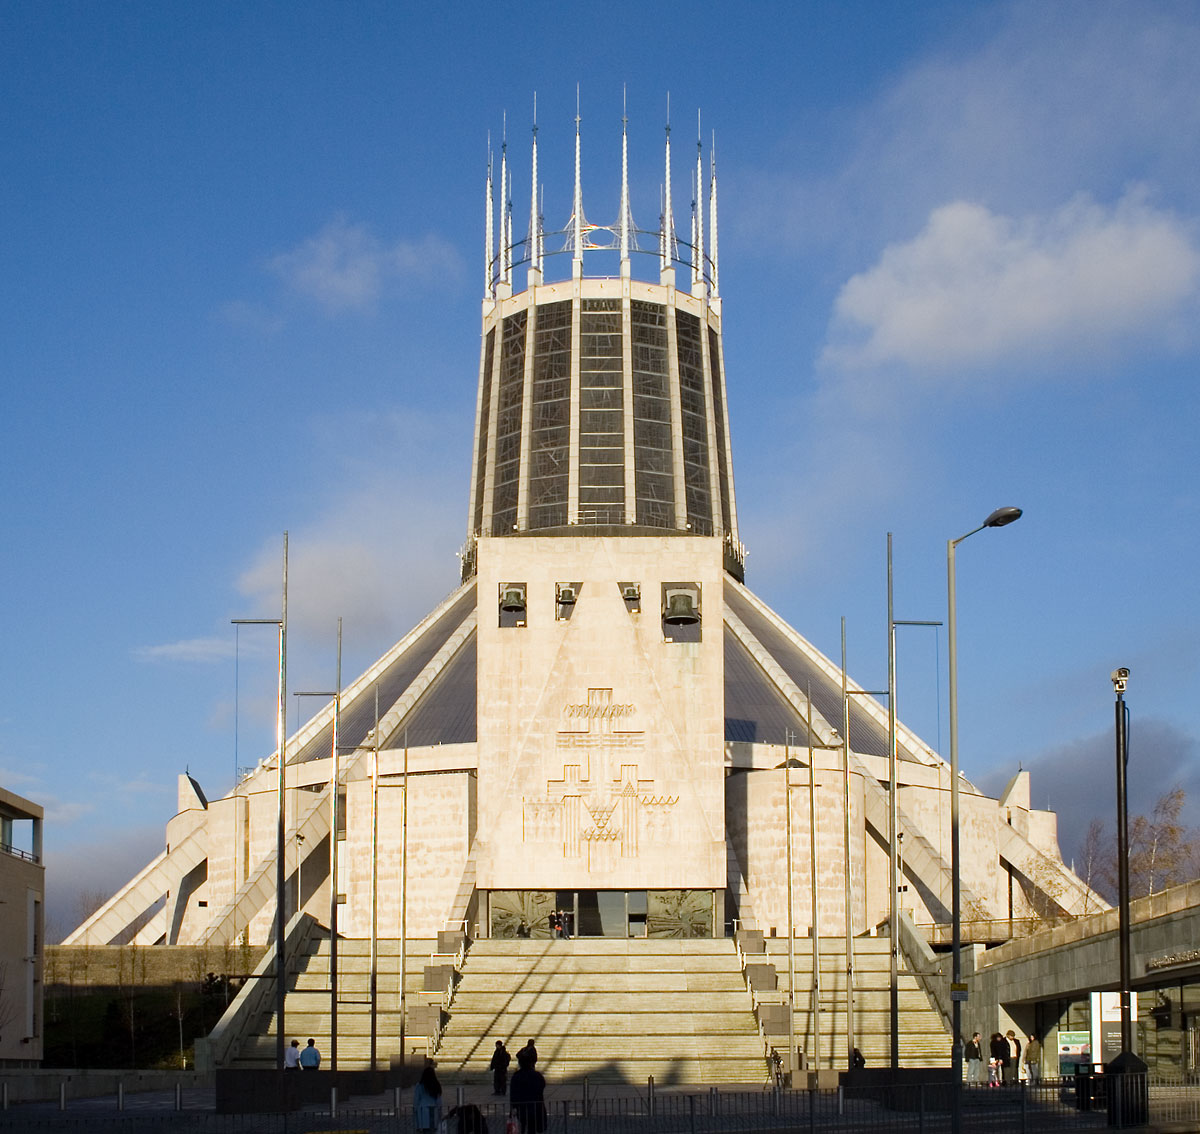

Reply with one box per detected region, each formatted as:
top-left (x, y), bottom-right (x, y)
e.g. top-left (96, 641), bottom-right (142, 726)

top-left (2, 1), bottom-right (1197, 935)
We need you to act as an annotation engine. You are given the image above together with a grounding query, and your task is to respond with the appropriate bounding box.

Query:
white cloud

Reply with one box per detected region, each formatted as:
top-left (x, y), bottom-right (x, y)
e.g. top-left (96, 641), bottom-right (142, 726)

top-left (822, 190), bottom-right (1200, 376)
top-left (734, 2), bottom-right (1200, 261)
top-left (134, 636), bottom-right (238, 664)
top-left (267, 216), bottom-right (461, 313)
top-left (234, 405), bottom-right (468, 685)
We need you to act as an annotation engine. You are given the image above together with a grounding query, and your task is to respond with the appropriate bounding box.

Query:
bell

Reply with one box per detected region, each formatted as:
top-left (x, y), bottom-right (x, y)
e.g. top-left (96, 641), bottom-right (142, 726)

top-left (621, 584), bottom-right (640, 603)
top-left (500, 586), bottom-right (526, 613)
top-left (663, 590), bottom-right (700, 625)
top-left (557, 585), bottom-right (577, 606)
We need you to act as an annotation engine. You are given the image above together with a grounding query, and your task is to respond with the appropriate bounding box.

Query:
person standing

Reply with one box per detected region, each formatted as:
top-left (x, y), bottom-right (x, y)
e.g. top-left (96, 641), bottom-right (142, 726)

top-left (1024, 1034), bottom-right (1042, 1085)
top-left (989, 1032), bottom-right (1008, 1086)
top-left (284, 1038), bottom-right (301, 1071)
top-left (490, 1039), bottom-right (512, 1095)
top-left (413, 1061), bottom-right (443, 1133)
top-left (299, 1038), bottom-right (321, 1070)
top-left (964, 1033), bottom-right (983, 1084)
top-left (509, 1045), bottom-right (546, 1134)
top-left (1005, 1030), bottom-right (1022, 1085)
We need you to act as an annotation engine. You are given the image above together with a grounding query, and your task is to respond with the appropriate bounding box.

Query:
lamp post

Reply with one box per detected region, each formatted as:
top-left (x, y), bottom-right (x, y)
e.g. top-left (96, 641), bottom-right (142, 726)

top-left (840, 621), bottom-right (889, 1070)
top-left (231, 532), bottom-right (288, 1072)
top-left (887, 532), bottom-right (942, 1070)
top-left (294, 620), bottom-right (344, 1072)
top-left (947, 506), bottom-right (1021, 1132)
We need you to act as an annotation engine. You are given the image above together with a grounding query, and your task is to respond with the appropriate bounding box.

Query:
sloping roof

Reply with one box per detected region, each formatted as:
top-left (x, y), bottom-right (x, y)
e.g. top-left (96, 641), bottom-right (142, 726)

top-left (314, 578), bottom-right (918, 758)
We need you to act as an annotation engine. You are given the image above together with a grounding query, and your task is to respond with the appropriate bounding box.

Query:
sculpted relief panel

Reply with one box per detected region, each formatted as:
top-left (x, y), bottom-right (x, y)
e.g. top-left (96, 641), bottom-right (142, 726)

top-left (523, 688), bottom-right (679, 868)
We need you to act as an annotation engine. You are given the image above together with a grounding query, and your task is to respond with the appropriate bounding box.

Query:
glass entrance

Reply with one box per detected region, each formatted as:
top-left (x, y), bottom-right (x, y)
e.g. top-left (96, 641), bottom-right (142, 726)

top-left (488, 888), bottom-right (713, 938)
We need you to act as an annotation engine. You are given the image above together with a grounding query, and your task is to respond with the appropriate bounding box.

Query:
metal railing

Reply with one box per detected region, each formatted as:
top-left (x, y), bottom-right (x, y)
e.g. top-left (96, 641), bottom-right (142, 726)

top-left (917, 917), bottom-right (1064, 945)
top-left (4, 1075), bottom-right (1199, 1132)
top-left (1, 840), bottom-right (39, 864)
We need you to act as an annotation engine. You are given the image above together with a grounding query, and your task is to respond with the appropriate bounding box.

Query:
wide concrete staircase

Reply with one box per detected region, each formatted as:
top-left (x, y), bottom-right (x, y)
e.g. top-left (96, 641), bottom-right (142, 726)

top-left (229, 934), bottom-right (435, 1068)
top-left (435, 938), bottom-right (767, 1085)
top-left (756, 936), bottom-right (951, 1068)
top-left (225, 933), bottom-right (949, 1079)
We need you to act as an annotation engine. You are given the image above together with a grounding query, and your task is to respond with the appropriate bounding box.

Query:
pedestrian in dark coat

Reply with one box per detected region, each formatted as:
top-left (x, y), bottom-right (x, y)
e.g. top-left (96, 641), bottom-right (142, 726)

top-left (965, 1032), bottom-right (984, 1084)
top-left (490, 1040), bottom-right (511, 1095)
top-left (1005, 1031), bottom-right (1022, 1085)
top-left (509, 1046), bottom-right (546, 1134)
top-left (990, 1032), bottom-right (1009, 1085)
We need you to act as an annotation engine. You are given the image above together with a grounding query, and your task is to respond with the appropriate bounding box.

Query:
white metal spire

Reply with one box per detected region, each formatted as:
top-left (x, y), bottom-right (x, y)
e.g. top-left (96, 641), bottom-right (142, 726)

top-left (661, 98), bottom-right (675, 271)
top-left (500, 117), bottom-right (511, 285)
top-left (572, 88), bottom-right (584, 264)
top-left (693, 114), bottom-right (705, 293)
top-left (709, 132), bottom-right (719, 298)
top-left (485, 140), bottom-right (494, 299)
top-left (529, 95), bottom-right (540, 278)
top-left (619, 91), bottom-right (630, 263)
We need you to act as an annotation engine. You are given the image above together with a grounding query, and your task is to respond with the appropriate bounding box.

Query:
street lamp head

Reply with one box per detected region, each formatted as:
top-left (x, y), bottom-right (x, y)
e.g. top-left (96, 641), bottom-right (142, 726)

top-left (984, 506), bottom-right (1022, 529)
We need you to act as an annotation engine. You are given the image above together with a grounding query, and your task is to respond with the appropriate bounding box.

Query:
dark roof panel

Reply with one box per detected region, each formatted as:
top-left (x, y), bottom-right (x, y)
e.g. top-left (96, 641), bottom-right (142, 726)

top-left (724, 585), bottom-right (892, 759)
top-left (389, 635), bottom-right (477, 748)
top-left (291, 584), bottom-right (477, 763)
top-left (723, 629), bottom-right (807, 744)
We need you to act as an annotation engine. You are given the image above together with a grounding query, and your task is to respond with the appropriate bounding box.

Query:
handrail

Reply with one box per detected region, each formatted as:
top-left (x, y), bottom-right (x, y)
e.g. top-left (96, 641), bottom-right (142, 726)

top-left (897, 909), bottom-right (953, 1034)
top-left (0, 841), bottom-right (39, 864)
top-left (194, 911), bottom-right (319, 1073)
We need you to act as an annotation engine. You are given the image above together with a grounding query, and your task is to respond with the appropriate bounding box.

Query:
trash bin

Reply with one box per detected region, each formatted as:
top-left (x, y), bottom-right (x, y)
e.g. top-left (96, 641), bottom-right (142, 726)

top-left (1074, 1064), bottom-right (1102, 1111)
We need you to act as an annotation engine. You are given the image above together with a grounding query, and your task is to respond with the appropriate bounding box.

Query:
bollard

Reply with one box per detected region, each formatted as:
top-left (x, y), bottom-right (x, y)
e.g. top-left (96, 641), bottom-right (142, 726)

top-left (563, 1098), bottom-right (571, 1126)
top-left (176, 1082), bottom-right (183, 1111)
top-left (331, 1085), bottom-right (338, 1118)
top-left (709, 1085), bottom-right (717, 1115)
top-left (584, 1075), bottom-right (590, 1118)
top-left (1020, 1081), bottom-right (1027, 1133)
top-left (394, 1085), bottom-right (402, 1114)
top-left (918, 1083), bottom-right (926, 1134)
top-left (689, 1092), bottom-right (696, 1134)
top-left (648, 1075), bottom-right (655, 1118)
top-left (457, 1084), bottom-right (465, 1109)
top-left (59, 1082), bottom-right (66, 1111)
top-left (2, 1081), bottom-right (8, 1109)
top-left (118, 1082), bottom-right (124, 1111)
top-left (837, 1084), bottom-right (844, 1116)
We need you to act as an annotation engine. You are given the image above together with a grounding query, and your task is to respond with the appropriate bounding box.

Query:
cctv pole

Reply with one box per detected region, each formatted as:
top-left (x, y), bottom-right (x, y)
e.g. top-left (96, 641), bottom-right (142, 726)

top-left (1114, 670), bottom-right (1133, 1054)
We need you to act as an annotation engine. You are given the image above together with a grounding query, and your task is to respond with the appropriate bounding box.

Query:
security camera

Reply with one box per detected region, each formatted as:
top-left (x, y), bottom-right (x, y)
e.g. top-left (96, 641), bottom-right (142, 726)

top-left (1111, 667), bottom-right (1130, 693)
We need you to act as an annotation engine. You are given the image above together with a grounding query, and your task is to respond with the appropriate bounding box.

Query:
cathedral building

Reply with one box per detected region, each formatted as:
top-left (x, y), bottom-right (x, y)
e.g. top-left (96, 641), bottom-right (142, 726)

top-left (69, 109), bottom-right (1098, 968)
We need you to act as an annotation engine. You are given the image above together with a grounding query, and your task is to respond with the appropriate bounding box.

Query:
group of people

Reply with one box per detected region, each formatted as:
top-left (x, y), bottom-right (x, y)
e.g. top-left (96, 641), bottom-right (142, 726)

top-left (547, 910), bottom-right (573, 938)
top-left (964, 1030), bottom-right (1041, 1086)
top-left (283, 1038), bottom-right (321, 1070)
top-left (414, 1040), bottom-right (546, 1134)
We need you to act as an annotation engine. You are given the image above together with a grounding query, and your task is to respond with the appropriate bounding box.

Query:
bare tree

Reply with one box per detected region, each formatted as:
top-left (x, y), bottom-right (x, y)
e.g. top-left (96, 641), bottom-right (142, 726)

top-left (1079, 818), bottom-right (1109, 910)
top-left (1090, 787), bottom-right (1200, 902)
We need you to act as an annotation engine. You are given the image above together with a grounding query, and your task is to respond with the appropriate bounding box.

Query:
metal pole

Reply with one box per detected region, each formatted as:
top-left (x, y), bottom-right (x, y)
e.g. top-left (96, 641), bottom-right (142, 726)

top-left (785, 732), bottom-right (796, 1081)
top-left (947, 535), bottom-right (963, 1131)
top-left (1115, 683), bottom-right (1132, 1053)
top-left (841, 620), bottom-right (855, 1071)
top-left (887, 532), bottom-right (898, 1070)
top-left (276, 533), bottom-right (289, 1072)
top-left (807, 688), bottom-right (821, 1072)
top-left (399, 728), bottom-right (409, 1062)
top-left (370, 685), bottom-right (379, 1072)
top-left (330, 618), bottom-right (341, 1072)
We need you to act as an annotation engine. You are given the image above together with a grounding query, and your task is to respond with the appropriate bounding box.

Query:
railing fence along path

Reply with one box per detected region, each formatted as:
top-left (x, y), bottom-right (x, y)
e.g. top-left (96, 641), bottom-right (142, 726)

top-left (2, 1076), bottom-right (1199, 1133)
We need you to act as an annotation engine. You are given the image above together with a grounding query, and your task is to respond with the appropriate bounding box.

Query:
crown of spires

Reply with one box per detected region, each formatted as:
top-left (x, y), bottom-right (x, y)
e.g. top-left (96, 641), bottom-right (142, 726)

top-left (484, 94), bottom-right (719, 300)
